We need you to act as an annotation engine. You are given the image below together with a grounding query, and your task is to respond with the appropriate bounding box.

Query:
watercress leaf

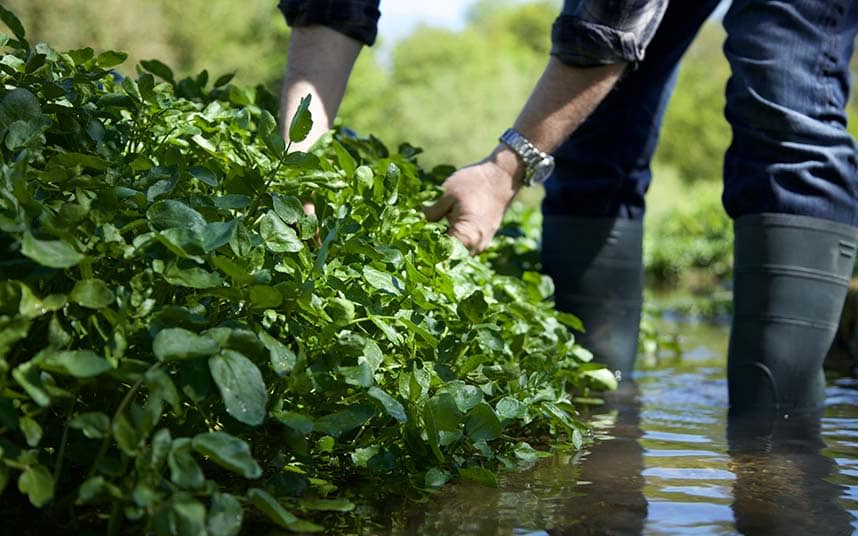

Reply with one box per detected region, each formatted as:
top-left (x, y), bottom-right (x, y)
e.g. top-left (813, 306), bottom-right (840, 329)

top-left (147, 199), bottom-right (206, 232)
top-left (162, 264), bottom-right (224, 289)
top-left (0, 5), bottom-right (25, 41)
top-left (248, 488), bottom-right (315, 532)
top-left (260, 211), bottom-right (303, 253)
top-left (300, 498), bottom-right (355, 512)
top-left (192, 431), bottom-right (262, 479)
top-left (18, 463), bottom-right (54, 507)
top-left (41, 349), bottom-right (111, 378)
top-left (21, 232), bottom-right (84, 268)
top-left (581, 367), bottom-right (618, 391)
top-left (189, 166), bottom-right (218, 187)
top-left (68, 412), bottom-right (110, 439)
top-left (429, 393), bottom-right (462, 432)
top-left (200, 220), bottom-right (236, 252)
top-left (249, 285), bottom-right (282, 310)
top-left (94, 50), bottom-right (127, 68)
top-left (368, 386), bottom-right (407, 423)
top-left (213, 73), bottom-right (235, 87)
top-left (442, 381), bottom-right (484, 413)
top-left (169, 438), bottom-right (205, 490)
top-left (208, 350), bottom-right (267, 426)
top-left (288, 94), bottom-right (312, 143)
top-left (274, 411), bottom-right (314, 435)
top-left (171, 493), bottom-right (208, 536)
top-left (258, 330), bottom-right (296, 376)
top-left (465, 402), bottom-right (503, 442)
top-left (421, 401), bottom-right (444, 463)
top-left (495, 397), bottom-right (526, 421)
top-left (70, 279), bottom-right (114, 309)
top-left (314, 405), bottom-right (375, 437)
top-left (19, 416), bottom-right (42, 447)
top-left (140, 59), bottom-right (175, 85)
top-left (424, 467), bottom-right (451, 488)
top-left (556, 311), bottom-right (585, 332)
top-left (457, 466), bottom-right (497, 487)
top-left (153, 328), bottom-right (220, 362)
top-left (363, 266), bottom-right (401, 295)
top-left (207, 492), bottom-right (243, 536)
top-left (272, 195), bottom-right (304, 225)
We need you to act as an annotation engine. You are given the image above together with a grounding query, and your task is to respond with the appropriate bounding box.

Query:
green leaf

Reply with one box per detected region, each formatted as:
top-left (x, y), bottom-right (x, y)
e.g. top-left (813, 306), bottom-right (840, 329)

top-left (94, 50), bottom-right (127, 68)
top-left (495, 397), bottom-right (526, 421)
top-left (70, 279), bottom-right (114, 309)
top-left (314, 405), bottom-right (375, 437)
top-left (421, 401), bottom-right (444, 463)
top-left (288, 94), bottom-right (313, 143)
top-left (424, 467), bottom-right (451, 488)
top-left (465, 402), bottom-right (503, 442)
top-left (171, 493), bottom-right (208, 536)
top-left (556, 311), bottom-right (585, 332)
top-left (0, 464), bottom-right (7, 496)
top-left (208, 350), bottom-right (267, 426)
top-left (363, 266), bottom-right (401, 295)
top-left (140, 59), bottom-right (175, 84)
top-left (0, 5), bottom-right (25, 40)
top-left (248, 488), bottom-right (324, 532)
top-left (272, 195), bottom-right (304, 225)
top-left (19, 416), bottom-right (42, 447)
top-left (21, 233), bottom-right (84, 269)
top-left (300, 498), bottom-right (355, 512)
top-left (169, 438), bottom-right (205, 490)
top-left (201, 221), bottom-right (237, 252)
top-left (153, 328), bottom-right (220, 362)
top-left (581, 367), bottom-right (618, 391)
top-left (163, 264), bottom-right (224, 289)
top-left (18, 464), bottom-right (54, 507)
top-left (258, 330), bottom-right (296, 376)
top-left (458, 466), bottom-right (497, 487)
top-left (147, 200), bottom-right (206, 232)
top-left (260, 211), bottom-right (304, 253)
top-left (207, 492), bottom-right (243, 536)
top-left (77, 476), bottom-right (105, 504)
top-left (368, 387), bottom-right (407, 423)
top-left (192, 431), bottom-right (262, 479)
top-left (189, 166), bottom-right (218, 187)
top-left (458, 290), bottom-right (488, 323)
top-left (69, 412), bottom-right (110, 439)
top-left (275, 410), bottom-right (314, 434)
top-left (442, 381), bottom-right (484, 413)
top-left (429, 393), bottom-right (462, 432)
top-left (40, 349), bottom-right (111, 378)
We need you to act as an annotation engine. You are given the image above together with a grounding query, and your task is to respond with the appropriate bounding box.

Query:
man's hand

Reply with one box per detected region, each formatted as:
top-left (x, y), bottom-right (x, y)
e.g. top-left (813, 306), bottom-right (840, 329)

top-left (423, 147), bottom-right (523, 254)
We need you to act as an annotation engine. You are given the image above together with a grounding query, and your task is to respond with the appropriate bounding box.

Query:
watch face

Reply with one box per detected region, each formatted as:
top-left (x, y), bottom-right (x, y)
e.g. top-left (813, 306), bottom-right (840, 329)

top-left (531, 157), bottom-right (555, 185)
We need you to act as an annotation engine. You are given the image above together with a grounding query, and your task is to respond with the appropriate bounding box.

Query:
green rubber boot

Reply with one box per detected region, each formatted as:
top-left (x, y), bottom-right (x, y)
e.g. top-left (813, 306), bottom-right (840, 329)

top-left (728, 213), bottom-right (858, 414)
top-left (541, 216), bottom-right (644, 381)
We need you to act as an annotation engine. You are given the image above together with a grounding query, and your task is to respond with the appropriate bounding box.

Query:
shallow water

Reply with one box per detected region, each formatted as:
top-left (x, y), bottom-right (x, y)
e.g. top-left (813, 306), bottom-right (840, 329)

top-left (394, 320), bottom-right (858, 535)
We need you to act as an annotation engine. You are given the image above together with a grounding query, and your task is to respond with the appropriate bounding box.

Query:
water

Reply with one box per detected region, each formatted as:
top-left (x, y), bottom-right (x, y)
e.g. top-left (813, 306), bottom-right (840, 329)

top-left (392, 321), bottom-right (858, 535)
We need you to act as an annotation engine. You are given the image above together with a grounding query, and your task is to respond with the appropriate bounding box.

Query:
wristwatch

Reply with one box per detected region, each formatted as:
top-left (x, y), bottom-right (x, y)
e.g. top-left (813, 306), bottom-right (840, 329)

top-left (499, 128), bottom-right (555, 186)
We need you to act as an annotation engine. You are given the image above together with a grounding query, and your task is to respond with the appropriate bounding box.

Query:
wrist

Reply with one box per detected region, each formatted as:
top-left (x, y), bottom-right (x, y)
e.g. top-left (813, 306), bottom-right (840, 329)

top-left (487, 145), bottom-right (526, 190)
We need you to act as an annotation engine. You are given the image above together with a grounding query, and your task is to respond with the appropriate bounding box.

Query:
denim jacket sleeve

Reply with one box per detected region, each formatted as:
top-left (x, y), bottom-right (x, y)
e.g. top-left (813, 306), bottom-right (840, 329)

top-left (278, 0), bottom-right (381, 45)
top-left (552, 0), bottom-right (669, 67)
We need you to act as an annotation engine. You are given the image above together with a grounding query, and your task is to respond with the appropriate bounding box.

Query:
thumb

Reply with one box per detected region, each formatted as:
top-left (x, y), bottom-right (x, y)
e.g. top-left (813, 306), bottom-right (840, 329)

top-left (423, 192), bottom-right (455, 222)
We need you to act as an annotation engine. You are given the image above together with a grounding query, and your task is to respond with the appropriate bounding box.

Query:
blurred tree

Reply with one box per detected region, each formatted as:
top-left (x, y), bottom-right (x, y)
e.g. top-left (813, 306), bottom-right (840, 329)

top-left (2, 0), bottom-right (290, 89)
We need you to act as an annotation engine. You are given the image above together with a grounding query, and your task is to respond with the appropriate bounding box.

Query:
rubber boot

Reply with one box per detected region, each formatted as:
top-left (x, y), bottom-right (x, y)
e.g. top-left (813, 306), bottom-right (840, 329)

top-left (728, 213), bottom-right (858, 414)
top-left (541, 216), bottom-right (644, 381)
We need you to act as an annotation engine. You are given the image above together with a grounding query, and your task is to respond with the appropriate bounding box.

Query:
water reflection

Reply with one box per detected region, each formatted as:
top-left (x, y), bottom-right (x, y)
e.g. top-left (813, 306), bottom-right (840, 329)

top-left (728, 410), bottom-right (854, 535)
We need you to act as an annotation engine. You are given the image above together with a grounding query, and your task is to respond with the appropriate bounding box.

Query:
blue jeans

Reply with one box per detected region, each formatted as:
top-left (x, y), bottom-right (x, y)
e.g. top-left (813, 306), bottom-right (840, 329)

top-left (543, 0), bottom-right (858, 227)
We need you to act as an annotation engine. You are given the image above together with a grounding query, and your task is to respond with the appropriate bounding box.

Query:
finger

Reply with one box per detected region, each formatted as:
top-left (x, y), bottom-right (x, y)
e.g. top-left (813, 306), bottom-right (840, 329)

top-left (447, 221), bottom-right (481, 255)
top-left (423, 193), bottom-right (455, 222)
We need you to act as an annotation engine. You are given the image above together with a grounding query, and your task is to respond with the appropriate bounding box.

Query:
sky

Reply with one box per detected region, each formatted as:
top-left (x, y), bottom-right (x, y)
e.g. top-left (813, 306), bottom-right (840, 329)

top-left (376, 0), bottom-right (481, 45)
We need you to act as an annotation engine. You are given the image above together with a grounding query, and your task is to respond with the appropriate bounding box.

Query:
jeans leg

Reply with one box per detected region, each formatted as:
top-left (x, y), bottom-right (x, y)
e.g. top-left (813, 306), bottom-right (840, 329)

top-left (542, 0), bottom-right (722, 220)
top-left (722, 0), bottom-right (858, 225)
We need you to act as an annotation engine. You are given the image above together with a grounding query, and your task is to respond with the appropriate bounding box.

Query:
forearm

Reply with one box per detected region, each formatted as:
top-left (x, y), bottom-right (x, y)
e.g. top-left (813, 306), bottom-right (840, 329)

top-left (280, 25), bottom-right (363, 150)
top-left (490, 58), bottom-right (626, 185)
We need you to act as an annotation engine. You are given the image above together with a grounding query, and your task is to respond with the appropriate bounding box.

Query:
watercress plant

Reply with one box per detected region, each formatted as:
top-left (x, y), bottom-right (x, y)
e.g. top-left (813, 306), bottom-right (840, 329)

top-left (0, 8), bottom-right (611, 534)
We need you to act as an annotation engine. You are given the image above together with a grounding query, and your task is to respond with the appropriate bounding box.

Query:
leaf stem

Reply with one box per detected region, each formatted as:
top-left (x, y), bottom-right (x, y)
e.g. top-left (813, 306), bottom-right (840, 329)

top-left (87, 363), bottom-right (161, 479)
top-left (247, 141), bottom-right (291, 218)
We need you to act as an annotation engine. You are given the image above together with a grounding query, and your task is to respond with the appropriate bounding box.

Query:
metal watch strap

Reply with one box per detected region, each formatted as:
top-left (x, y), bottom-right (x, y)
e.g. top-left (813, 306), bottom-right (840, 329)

top-left (499, 128), bottom-right (550, 186)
